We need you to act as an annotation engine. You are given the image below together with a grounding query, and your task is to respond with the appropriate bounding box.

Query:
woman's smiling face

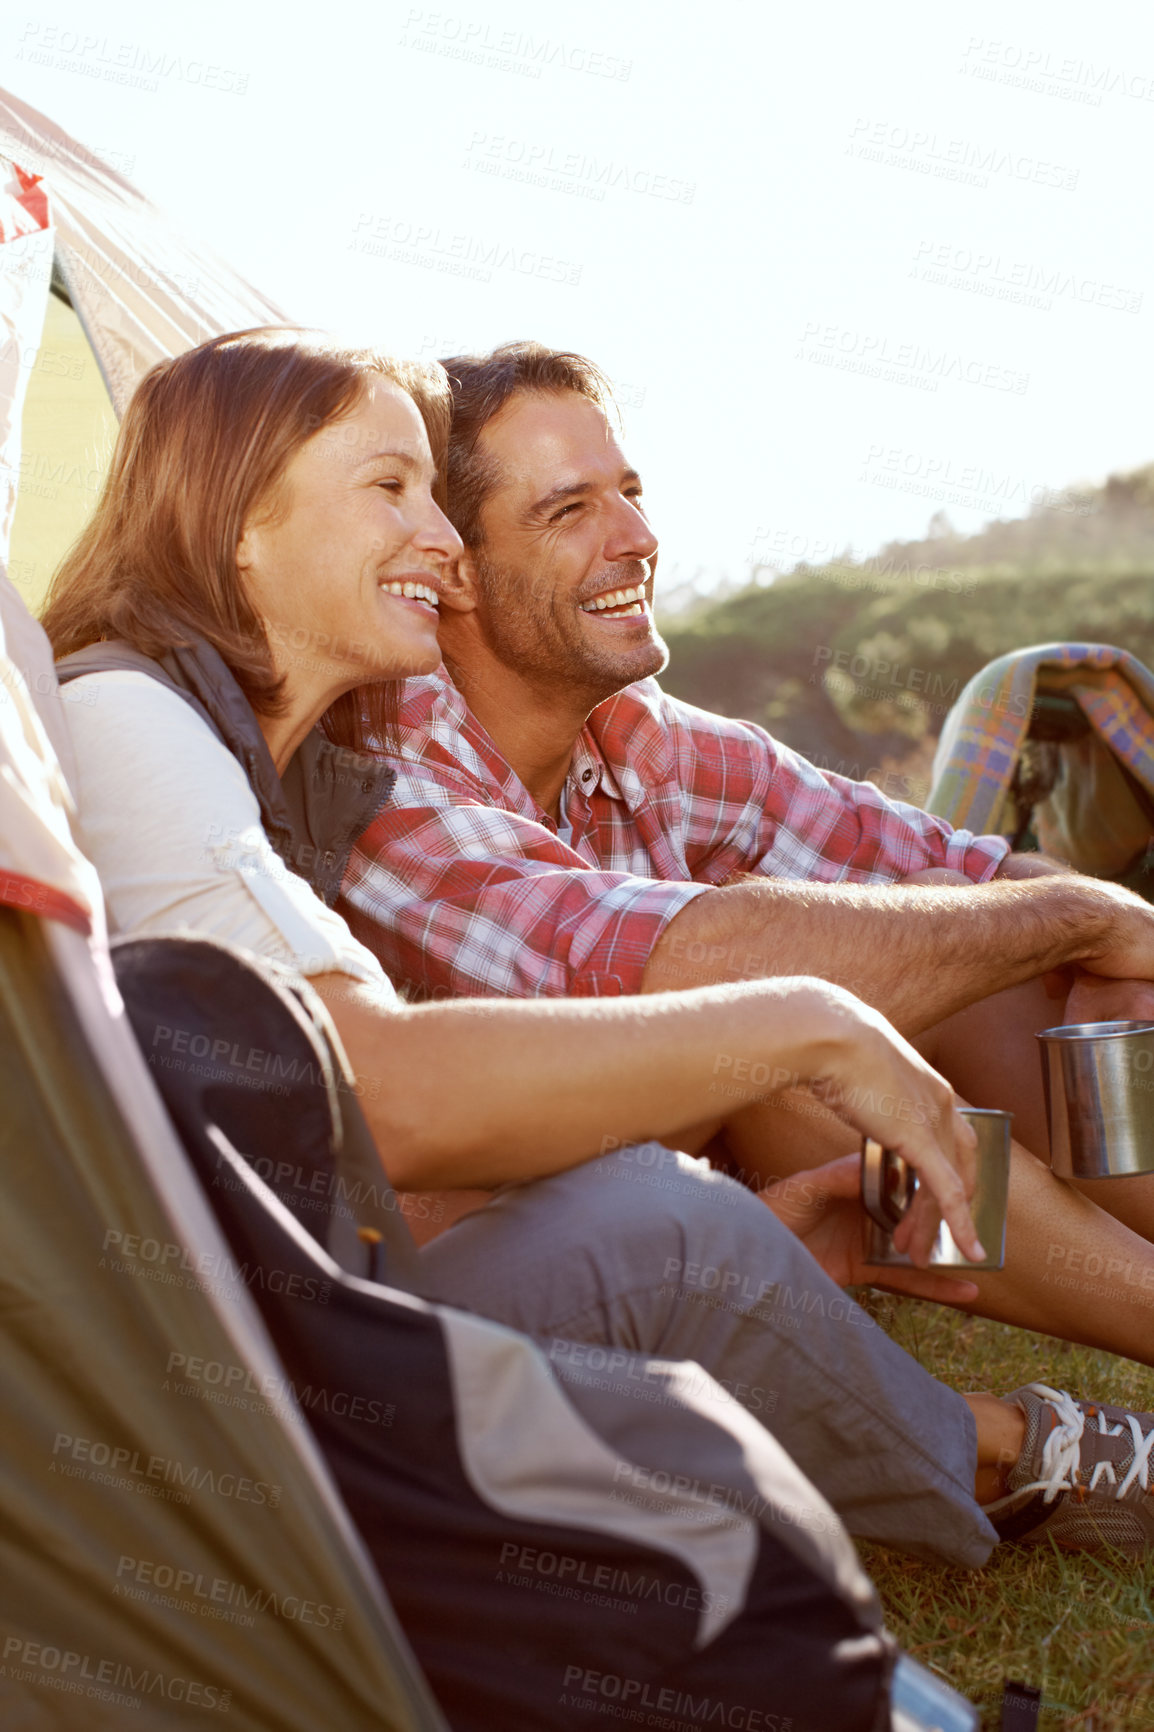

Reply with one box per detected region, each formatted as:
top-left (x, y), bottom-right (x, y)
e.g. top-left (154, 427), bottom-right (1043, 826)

top-left (237, 377), bottom-right (462, 709)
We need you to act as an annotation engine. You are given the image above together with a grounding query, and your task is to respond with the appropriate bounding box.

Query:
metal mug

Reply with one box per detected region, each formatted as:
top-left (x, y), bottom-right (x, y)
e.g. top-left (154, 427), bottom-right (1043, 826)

top-left (1037, 1019), bottom-right (1154, 1181)
top-left (861, 1107), bottom-right (1012, 1271)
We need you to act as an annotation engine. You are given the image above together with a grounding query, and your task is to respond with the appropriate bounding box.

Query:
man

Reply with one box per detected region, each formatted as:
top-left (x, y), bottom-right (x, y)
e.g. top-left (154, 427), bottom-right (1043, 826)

top-left (340, 340), bottom-right (1154, 1366)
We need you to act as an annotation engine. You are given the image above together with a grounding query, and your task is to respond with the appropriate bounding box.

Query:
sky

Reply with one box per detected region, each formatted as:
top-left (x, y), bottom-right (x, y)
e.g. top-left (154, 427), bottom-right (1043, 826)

top-left (7, 0), bottom-right (1153, 604)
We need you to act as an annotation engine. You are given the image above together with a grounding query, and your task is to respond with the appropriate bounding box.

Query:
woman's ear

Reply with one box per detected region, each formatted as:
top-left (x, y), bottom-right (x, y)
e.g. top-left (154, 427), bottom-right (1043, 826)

top-left (436, 549), bottom-right (481, 614)
top-left (235, 522), bottom-right (257, 575)
top-left (235, 517), bottom-right (275, 588)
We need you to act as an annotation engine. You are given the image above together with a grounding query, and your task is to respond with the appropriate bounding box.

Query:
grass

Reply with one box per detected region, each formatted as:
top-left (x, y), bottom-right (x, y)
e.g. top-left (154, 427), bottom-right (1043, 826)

top-left (852, 1291), bottom-right (1154, 1729)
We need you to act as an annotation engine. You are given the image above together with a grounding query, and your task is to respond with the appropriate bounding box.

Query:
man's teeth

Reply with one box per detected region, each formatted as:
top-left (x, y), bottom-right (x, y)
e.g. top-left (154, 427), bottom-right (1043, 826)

top-left (380, 580), bottom-right (439, 607)
top-left (581, 585), bottom-right (647, 615)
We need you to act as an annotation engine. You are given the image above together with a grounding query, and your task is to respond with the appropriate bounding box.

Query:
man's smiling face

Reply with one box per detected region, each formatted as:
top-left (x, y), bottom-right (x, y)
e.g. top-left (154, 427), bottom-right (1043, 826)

top-left (462, 389), bottom-right (668, 706)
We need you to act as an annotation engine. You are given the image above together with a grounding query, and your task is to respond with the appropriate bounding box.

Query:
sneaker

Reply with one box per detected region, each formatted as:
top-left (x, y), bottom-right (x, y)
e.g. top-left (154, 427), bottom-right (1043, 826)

top-left (985, 1382), bottom-right (1154, 1555)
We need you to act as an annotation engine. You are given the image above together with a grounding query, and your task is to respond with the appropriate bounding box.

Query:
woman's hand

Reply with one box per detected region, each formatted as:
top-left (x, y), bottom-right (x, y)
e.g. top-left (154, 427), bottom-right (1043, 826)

top-left (787, 984), bottom-right (982, 1267)
top-left (760, 1154), bottom-right (979, 1304)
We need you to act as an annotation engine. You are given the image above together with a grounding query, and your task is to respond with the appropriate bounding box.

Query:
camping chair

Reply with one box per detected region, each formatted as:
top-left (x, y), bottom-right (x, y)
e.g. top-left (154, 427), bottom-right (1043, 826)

top-left (927, 642), bottom-right (1154, 898)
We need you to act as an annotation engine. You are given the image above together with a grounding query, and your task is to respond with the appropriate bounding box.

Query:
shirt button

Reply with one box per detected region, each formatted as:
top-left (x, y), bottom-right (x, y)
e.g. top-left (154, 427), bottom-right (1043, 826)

top-left (581, 768), bottom-right (594, 782)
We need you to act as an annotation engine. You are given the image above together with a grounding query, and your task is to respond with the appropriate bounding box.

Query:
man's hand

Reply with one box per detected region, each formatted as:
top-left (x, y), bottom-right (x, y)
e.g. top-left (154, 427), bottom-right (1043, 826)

top-left (1063, 971), bottom-right (1154, 1028)
top-left (995, 851), bottom-right (1073, 880)
top-left (1066, 877), bottom-right (1154, 988)
top-left (760, 1155), bottom-right (980, 1304)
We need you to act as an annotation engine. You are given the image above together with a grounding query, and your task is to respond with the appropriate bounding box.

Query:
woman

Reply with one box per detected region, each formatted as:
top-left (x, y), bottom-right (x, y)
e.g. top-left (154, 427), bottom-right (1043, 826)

top-left (44, 327), bottom-right (1104, 1573)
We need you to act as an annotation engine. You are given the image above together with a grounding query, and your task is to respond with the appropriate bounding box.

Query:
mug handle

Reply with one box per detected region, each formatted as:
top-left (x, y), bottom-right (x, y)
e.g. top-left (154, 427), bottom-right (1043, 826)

top-left (861, 1138), bottom-right (918, 1230)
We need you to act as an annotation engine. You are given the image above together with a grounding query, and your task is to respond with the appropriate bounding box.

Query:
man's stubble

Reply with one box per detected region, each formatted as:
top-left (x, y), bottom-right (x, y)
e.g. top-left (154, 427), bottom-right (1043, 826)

top-left (474, 553), bottom-right (668, 707)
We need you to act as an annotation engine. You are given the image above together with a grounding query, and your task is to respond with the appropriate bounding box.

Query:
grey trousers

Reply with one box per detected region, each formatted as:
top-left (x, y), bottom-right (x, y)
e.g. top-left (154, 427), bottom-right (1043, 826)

top-left (415, 1144), bottom-right (998, 1570)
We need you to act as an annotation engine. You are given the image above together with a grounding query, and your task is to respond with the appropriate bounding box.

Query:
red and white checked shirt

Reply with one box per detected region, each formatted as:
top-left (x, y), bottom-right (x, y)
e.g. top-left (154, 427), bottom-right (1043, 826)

top-left (342, 672), bottom-right (1010, 1000)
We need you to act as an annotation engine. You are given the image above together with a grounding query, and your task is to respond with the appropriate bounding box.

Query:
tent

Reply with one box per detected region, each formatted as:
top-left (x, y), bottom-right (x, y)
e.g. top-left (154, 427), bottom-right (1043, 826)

top-left (7, 285), bottom-right (117, 615)
top-left (0, 83), bottom-right (287, 624)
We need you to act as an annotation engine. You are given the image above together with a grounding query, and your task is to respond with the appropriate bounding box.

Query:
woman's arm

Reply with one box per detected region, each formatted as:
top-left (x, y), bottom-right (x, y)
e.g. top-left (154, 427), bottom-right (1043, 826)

top-left (313, 970), bottom-right (983, 1261)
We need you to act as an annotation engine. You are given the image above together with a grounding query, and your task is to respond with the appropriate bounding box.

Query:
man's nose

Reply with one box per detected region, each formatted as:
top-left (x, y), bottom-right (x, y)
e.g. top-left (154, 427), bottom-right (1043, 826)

top-left (604, 498), bottom-right (658, 564)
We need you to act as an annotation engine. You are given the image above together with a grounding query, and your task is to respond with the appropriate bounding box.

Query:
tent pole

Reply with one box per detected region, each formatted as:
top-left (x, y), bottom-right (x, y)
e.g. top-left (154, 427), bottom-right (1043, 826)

top-left (51, 243), bottom-right (118, 412)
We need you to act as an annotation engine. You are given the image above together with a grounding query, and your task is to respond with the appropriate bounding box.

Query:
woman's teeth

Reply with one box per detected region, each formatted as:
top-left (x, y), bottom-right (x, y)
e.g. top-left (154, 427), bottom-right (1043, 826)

top-left (380, 580), bottom-right (439, 607)
top-left (581, 585), bottom-right (646, 616)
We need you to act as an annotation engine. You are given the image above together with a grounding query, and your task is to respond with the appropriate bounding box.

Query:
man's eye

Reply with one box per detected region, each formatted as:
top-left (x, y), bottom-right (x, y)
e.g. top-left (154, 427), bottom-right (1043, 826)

top-left (551, 502), bottom-right (581, 522)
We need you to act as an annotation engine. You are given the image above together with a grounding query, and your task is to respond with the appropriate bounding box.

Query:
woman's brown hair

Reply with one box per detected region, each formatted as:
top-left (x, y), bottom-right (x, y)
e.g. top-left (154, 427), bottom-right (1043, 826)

top-left (41, 326), bottom-right (452, 753)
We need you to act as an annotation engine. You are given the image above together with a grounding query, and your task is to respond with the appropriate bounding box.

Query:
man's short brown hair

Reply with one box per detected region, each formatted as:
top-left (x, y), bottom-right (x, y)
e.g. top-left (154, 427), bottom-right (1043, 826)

top-left (440, 341), bottom-right (617, 549)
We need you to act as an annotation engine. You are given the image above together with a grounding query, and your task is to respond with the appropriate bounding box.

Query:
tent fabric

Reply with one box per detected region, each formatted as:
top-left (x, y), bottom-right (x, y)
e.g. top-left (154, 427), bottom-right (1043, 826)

top-left (0, 86), bottom-right (288, 416)
top-left (0, 155), bottom-right (53, 558)
top-left (0, 565), bottom-right (98, 930)
top-left (0, 138), bottom-right (86, 796)
top-left (928, 641), bottom-right (1154, 856)
top-left (7, 274), bottom-right (121, 617)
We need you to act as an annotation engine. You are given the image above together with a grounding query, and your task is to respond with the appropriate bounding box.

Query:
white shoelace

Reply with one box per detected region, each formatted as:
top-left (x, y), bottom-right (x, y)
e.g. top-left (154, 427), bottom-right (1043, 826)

top-left (1016, 1383), bottom-right (1154, 1504)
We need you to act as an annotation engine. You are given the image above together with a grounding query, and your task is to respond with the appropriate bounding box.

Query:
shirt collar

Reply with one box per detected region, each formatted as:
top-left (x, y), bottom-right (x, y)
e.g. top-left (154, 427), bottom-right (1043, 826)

top-left (423, 666), bottom-right (632, 809)
top-left (570, 733), bottom-right (625, 802)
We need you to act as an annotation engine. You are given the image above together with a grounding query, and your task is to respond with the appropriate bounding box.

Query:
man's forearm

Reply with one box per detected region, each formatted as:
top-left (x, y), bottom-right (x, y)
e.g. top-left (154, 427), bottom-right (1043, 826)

top-left (641, 874), bottom-right (1139, 1035)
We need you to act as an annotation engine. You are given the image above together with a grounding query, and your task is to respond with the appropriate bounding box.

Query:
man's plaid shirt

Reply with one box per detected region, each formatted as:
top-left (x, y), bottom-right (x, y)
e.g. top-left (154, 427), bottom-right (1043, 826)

top-left (342, 671), bottom-right (1010, 1000)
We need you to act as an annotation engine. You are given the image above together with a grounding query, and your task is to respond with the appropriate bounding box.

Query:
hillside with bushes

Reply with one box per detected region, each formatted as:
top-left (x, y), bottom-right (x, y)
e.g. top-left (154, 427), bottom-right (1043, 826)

top-left (659, 464), bottom-right (1154, 805)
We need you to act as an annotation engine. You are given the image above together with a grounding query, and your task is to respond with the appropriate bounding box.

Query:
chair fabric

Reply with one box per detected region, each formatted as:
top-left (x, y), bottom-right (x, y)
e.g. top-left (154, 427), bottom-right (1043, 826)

top-left (114, 932), bottom-right (897, 1732)
top-left (928, 641), bottom-right (1154, 874)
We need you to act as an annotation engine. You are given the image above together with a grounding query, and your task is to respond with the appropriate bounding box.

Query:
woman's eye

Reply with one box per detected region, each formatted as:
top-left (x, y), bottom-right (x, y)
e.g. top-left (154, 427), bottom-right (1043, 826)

top-left (377, 478), bottom-right (404, 493)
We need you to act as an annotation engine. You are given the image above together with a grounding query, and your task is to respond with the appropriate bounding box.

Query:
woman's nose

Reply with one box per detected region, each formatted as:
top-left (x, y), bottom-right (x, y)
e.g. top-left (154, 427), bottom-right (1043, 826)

top-left (414, 500), bottom-right (463, 563)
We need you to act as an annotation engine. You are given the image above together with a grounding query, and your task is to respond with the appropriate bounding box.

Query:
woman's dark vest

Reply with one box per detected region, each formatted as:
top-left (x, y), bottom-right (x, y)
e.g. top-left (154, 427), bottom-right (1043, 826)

top-left (55, 637), bottom-right (394, 905)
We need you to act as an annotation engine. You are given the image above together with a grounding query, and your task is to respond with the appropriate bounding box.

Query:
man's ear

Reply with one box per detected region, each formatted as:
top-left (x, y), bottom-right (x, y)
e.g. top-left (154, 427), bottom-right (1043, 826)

top-left (437, 548), bottom-right (482, 614)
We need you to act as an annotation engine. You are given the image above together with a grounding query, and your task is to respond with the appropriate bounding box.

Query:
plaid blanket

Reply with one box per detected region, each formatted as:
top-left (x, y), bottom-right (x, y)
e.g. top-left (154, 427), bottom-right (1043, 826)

top-left (927, 643), bottom-right (1154, 856)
